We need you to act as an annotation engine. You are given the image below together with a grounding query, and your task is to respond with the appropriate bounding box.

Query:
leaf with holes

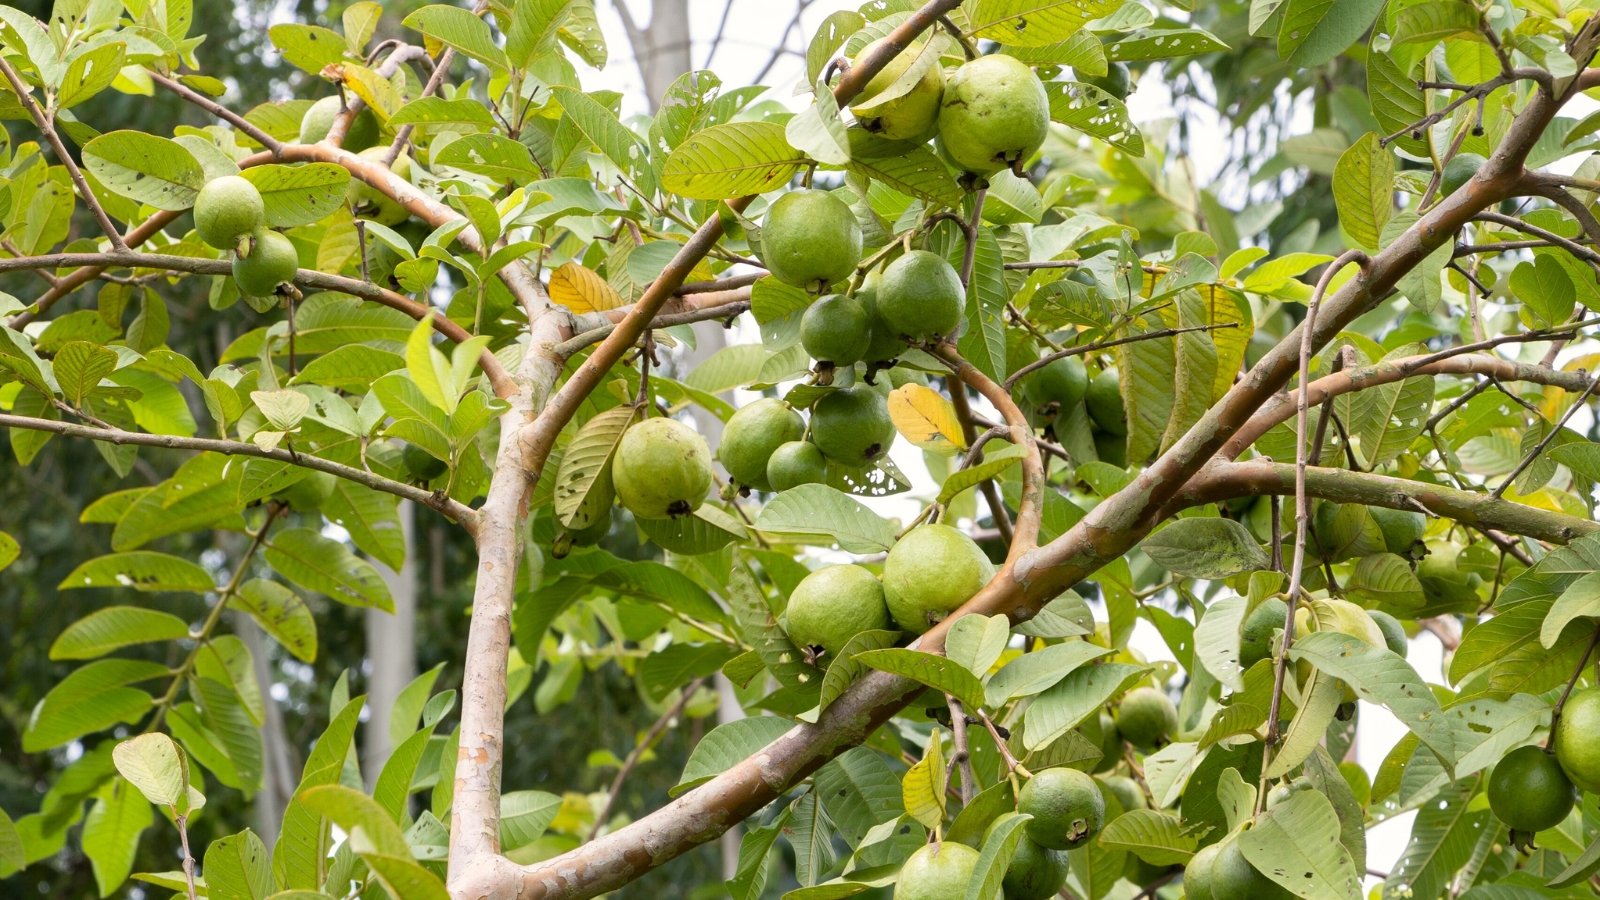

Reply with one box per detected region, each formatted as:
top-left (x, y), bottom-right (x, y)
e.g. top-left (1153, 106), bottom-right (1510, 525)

top-left (242, 163), bottom-right (352, 228)
top-left (553, 406), bottom-right (636, 531)
top-left (82, 131), bottom-right (205, 211)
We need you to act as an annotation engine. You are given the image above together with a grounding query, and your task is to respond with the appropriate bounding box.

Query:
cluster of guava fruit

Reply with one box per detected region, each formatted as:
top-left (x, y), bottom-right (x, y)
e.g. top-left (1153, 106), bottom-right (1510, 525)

top-left (1484, 686), bottom-right (1600, 850)
top-left (718, 387), bottom-right (899, 494)
top-left (192, 174), bottom-right (299, 299)
top-left (1014, 350), bottom-right (1129, 465)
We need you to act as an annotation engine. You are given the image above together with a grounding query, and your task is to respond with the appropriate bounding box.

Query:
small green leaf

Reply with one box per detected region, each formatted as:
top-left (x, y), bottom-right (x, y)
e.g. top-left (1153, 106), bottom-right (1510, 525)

top-left (1141, 518), bottom-right (1269, 578)
top-left (1543, 571), bottom-right (1600, 649)
top-left (967, 0), bottom-right (1122, 46)
top-left (232, 579), bottom-right (317, 663)
top-left (675, 717), bottom-right (794, 795)
top-left (112, 733), bottom-right (188, 808)
top-left (661, 122), bottom-right (806, 200)
top-left (755, 484), bottom-right (896, 554)
top-left (50, 606), bottom-right (191, 660)
top-left (204, 828), bottom-right (272, 900)
top-left (1332, 132), bottom-right (1393, 252)
top-left (1097, 809), bottom-right (1197, 865)
top-left (60, 551), bottom-right (215, 592)
top-left (945, 614), bottom-right (1010, 679)
top-left (403, 4), bottom-right (509, 71)
top-left (854, 648), bottom-right (986, 711)
top-left (82, 130), bottom-right (205, 211)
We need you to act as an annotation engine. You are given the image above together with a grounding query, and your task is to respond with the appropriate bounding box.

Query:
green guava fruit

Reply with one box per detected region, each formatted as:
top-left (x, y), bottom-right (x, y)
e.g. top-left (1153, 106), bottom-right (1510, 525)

top-left (1310, 500), bottom-right (1383, 562)
top-left (1085, 369), bottom-right (1127, 436)
top-left (1441, 152), bottom-right (1487, 197)
top-left (347, 147), bottom-right (413, 226)
top-left (996, 832), bottom-right (1069, 900)
top-left (784, 564), bottom-right (892, 657)
top-left (1368, 609), bottom-right (1408, 658)
top-left (1239, 598), bottom-right (1288, 670)
top-left (1099, 774), bottom-right (1147, 813)
top-left (611, 417), bottom-right (713, 519)
top-left (882, 523), bottom-right (995, 632)
top-left (810, 386), bottom-right (894, 465)
top-left (1018, 767), bottom-right (1104, 851)
top-left (1183, 841), bottom-right (1224, 900)
top-left (1094, 430), bottom-right (1127, 467)
top-left (1079, 62), bottom-right (1131, 99)
top-left (720, 398), bottom-right (805, 491)
top-left (1084, 710), bottom-right (1121, 772)
top-left (760, 190), bottom-right (862, 292)
top-left (1125, 855), bottom-right (1174, 889)
top-left (767, 440), bottom-right (827, 491)
top-left (1555, 687), bottom-right (1600, 792)
top-left (876, 250), bottom-right (964, 341)
top-left (233, 230), bottom-right (299, 297)
top-left (1488, 745), bottom-right (1575, 833)
top-left (401, 442), bottom-right (448, 482)
top-left (1020, 356), bottom-right (1088, 415)
top-left (1210, 838), bottom-right (1292, 900)
top-left (857, 280), bottom-right (907, 363)
top-left (298, 96), bottom-right (379, 150)
top-left (936, 54), bottom-right (1049, 177)
top-left (194, 175), bottom-right (265, 251)
top-left (1370, 506), bottom-right (1426, 557)
top-left (851, 37), bottom-right (945, 141)
top-left (1114, 687), bottom-right (1177, 749)
top-left (801, 293), bottom-right (872, 366)
top-left (894, 842), bottom-right (980, 900)
top-left (274, 470), bottom-right (335, 512)
top-left (1417, 539), bottom-right (1483, 612)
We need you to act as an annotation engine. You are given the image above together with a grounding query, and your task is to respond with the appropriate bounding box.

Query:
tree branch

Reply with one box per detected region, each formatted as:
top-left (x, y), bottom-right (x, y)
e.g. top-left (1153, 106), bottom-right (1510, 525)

top-left (0, 413), bottom-right (477, 531)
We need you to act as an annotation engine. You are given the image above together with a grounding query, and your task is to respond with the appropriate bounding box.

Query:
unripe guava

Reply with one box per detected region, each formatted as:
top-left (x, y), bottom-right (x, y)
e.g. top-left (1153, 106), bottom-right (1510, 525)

top-left (1239, 597), bottom-right (1288, 670)
top-left (1417, 539), bottom-right (1482, 611)
top-left (1084, 369), bottom-right (1127, 436)
top-left (1310, 500), bottom-right (1383, 562)
top-left (894, 842), bottom-right (980, 900)
top-left (784, 564), bottom-right (893, 656)
top-left (810, 386), bottom-right (894, 465)
top-left (233, 230), bottom-right (299, 297)
top-left (760, 190), bottom-right (862, 292)
top-left (882, 523), bottom-right (995, 632)
top-left (996, 832), bottom-right (1069, 900)
top-left (1114, 686), bottom-right (1177, 749)
top-left (1555, 687), bottom-right (1600, 792)
top-left (936, 54), bottom-right (1050, 177)
top-left (194, 175), bottom-right (265, 251)
top-left (851, 38), bottom-right (945, 141)
top-left (1020, 356), bottom-right (1088, 415)
top-left (401, 442), bottom-right (448, 482)
top-left (1094, 430), bottom-right (1127, 467)
top-left (611, 417), bottom-right (713, 519)
top-left (767, 440), bottom-right (827, 491)
top-left (1078, 62), bottom-right (1131, 99)
top-left (1368, 608), bottom-right (1408, 658)
top-left (1488, 745), bottom-right (1575, 833)
top-left (801, 293), bottom-right (872, 365)
top-left (347, 147), bottom-right (413, 226)
top-left (857, 281), bottom-right (907, 363)
top-left (1099, 774), bottom-right (1147, 814)
top-left (299, 96), bottom-right (380, 150)
top-left (1211, 838), bottom-right (1292, 899)
top-left (1183, 841), bottom-right (1224, 900)
top-left (275, 470), bottom-right (335, 512)
top-left (1370, 506), bottom-right (1426, 557)
top-left (1441, 152), bottom-right (1487, 197)
top-left (877, 250), bottom-right (964, 341)
top-left (1084, 709), bottom-right (1121, 772)
top-left (720, 398), bottom-right (805, 491)
top-left (1018, 767), bottom-right (1104, 850)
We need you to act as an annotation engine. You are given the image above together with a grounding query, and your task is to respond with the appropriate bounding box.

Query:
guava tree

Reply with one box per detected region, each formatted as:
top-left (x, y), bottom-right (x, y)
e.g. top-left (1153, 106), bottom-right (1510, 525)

top-left (5, 0), bottom-right (1600, 898)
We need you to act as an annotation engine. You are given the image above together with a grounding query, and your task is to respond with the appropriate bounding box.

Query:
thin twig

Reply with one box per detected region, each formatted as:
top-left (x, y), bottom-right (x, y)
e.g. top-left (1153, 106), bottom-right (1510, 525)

top-left (149, 70), bottom-right (282, 152)
top-left (1003, 323), bottom-right (1238, 390)
top-left (1493, 373), bottom-right (1600, 498)
top-left (1546, 628), bottom-right (1600, 751)
top-left (589, 677), bottom-right (707, 841)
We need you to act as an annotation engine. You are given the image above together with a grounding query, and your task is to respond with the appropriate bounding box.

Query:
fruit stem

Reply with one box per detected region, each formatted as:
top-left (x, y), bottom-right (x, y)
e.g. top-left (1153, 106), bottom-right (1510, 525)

top-left (946, 696), bottom-right (975, 804)
top-left (1545, 626), bottom-right (1600, 751)
top-left (974, 707), bottom-right (1029, 778)
top-left (937, 15), bottom-right (978, 60)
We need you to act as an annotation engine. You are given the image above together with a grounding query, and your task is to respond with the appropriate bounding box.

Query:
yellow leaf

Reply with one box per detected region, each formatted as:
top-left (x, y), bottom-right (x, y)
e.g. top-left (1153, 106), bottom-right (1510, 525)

top-left (888, 384), bottom-right (966, 454)
top-left (902, 727), bottom-right (946, 831)
top-left (549, 262), bottom-right (624, 314)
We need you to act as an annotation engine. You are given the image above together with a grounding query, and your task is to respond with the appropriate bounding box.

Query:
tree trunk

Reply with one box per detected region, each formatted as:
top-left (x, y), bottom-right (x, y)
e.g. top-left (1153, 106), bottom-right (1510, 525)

top-left (365, 500), bottom-right (418, 788)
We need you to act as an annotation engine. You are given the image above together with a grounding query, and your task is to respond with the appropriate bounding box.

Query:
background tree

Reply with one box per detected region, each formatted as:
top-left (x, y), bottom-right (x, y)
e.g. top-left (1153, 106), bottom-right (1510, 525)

top-left (3, 2), bottom-right (1600, 900)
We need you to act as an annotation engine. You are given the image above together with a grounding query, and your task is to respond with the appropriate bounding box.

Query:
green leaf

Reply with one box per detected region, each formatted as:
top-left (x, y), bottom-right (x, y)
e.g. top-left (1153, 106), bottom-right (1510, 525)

top-left (60, 551), bottom-right (215, 592)
top-left (54, 340), bottom-right (118, 407)
top-left (803, 628), bottom-right (901, 721)
top-left (1278, 0), bottom-right (1385, 68)
top-left (1192, 595), bottom-right (1249, 691)
top-left (966, 0), bottom-right (1122, 46)
top-left (1045, 81), bottom-right (1145, 156)
top-left (274, 697), bottom-right (365, 889)
top-left (1549, 832), bottom-right (1600, 888)
top-left (812, 749), bottom-right (903, 845)
top-left (50, 606), bottom-right (190, 660)
top-left (1383, 782), bottom-right (1485, 900)
top-left (638, 643), bottom-right (739, 703)
top-left (984, 640), bottom-right (1110, 707)
top-left (1108, 27), bottom-right (1230, 61)
top-left (269, 23), bottom-right (348, 74)
top-left (265, 528), bottom-right (394, 611)
top-left (755, 484), bottom-right (896, 553)
top-left (1097, 809), bottom-right (1197, 865)
top-left (674, 717), bottom-right (793, 795)
top-left (785, 86), bottom-right (850, 167)
top-left (242, 163), bottom-right (352, 228)
top-left (853, 647), bottom-right (986, 711)
top-left (1022, 662), bottom-right (1147, 750)
top-left (635, 506), bottom-right (746, 555)
top-left (205, 829), bottom-right (272, 900)
top-left (1346, 553), bottom-right (1424, 611)
top-left (433, 133), bottom-right (541, 183)
top-left (0, 805), bottom-right (21, 872)
top-left (232, 579), bottom-right (317, 663)
top-left (554, 406), bottom-right (636, 531)
top-left (357, 848), bottom-right (449, 900)
top-left (500, 790), bottom-right (562, 850)
top-left (1239, 790), bottom-right (1361, 899)
top-left (1542, 570), bottom-right (1600, 649)
top-left (845, 136), bottom-right (963, 208)
top-left (661, 122), bottom-right (806, 200)
top-left (0, 531), bottom-right (17, 573)
top-left (402, 4), bottom-right (508, 71)
top-left (297, 785), bottom-right (408, 857)
top-left (967, 812), bottom-right (1028, 900)
top-left (82, 778), bottom-right (153, 897)
top-left (1141, 518), bottom-right (1269, 578)
top-left (81, 130), bottom-right (205, 211)
top-left (23, 659), bottom-right (165, 751)
top-left (1289, 631), bottom-right (1457, 765)
top-left (938, 444), bottom-right (1024, 505)
top-left (1332, 132), bottom-right (1393, 251)
top-left (112, 733), bottom-right (188, 808)
top-left (1511, 253), bottom-right (1576, 329)
top-left (945, 614), bottom-right (1010, 679)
